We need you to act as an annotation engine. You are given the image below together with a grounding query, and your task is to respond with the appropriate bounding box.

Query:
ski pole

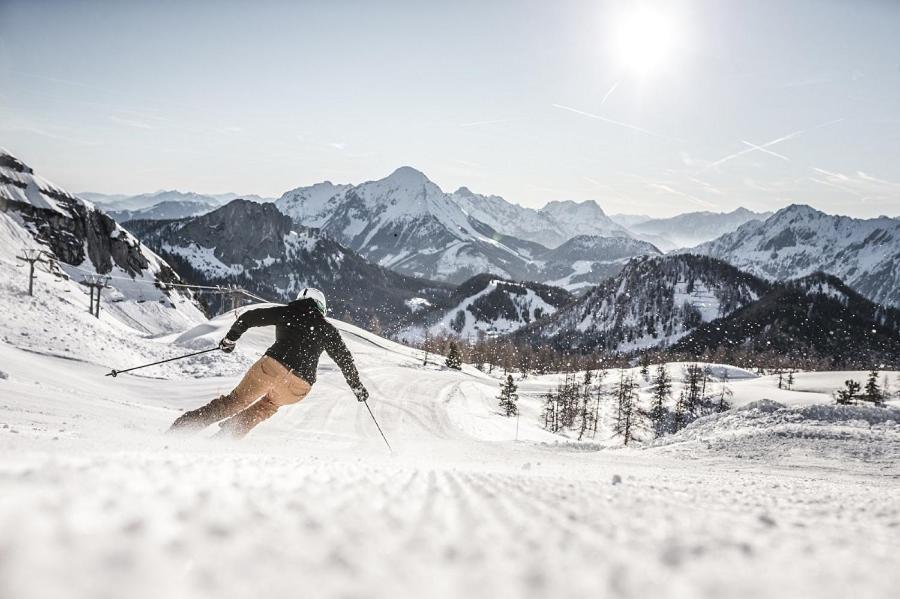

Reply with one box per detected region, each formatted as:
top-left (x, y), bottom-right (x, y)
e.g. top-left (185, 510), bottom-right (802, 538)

top-left (363, 400), bottom-right (393, 453)
top-left (105, 347), bottom-right (221, 377)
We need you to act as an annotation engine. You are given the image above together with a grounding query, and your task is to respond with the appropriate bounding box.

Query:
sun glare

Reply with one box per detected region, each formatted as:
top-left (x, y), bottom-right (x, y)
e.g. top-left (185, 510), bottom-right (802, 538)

top-left (612, 6), bottom-right (683, 76)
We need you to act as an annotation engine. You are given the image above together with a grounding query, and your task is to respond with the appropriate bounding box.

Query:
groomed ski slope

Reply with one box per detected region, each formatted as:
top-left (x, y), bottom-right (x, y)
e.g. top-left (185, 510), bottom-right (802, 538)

top-left (1, 303), bottom-right (899, 599)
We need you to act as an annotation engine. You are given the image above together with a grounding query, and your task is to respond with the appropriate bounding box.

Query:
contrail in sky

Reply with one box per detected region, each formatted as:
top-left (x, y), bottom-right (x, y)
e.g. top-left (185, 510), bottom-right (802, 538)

top-left (552, 103), bottom-right (681, 142)
top-left (600, 81), bottom-right (620, 105)
top-left (741, 140), bottom-right (791, 161)
top-left (703, 118), bottom-right (845, 172)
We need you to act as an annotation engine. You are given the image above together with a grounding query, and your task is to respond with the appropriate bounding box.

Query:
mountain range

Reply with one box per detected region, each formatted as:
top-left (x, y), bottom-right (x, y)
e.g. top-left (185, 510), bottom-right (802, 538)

top-left (615, 207), bottom-right (772, 251)
top-left (688, 204), bottom-right (900, 308)
top-left (275, 166), bottom-right (659, 288)
top-left (124, 200), bottom-right (454, 331)
top-left (17, 146), bottom-right (898, 365)
top-left (81, 190), bottom-right (275, 212)
top-left (517, 254), bottom-right (900, 368)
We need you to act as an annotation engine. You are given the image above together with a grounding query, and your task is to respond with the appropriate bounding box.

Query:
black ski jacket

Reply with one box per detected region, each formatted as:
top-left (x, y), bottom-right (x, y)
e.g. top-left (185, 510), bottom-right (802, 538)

top-left (224, 299), bottom-right (362, 390)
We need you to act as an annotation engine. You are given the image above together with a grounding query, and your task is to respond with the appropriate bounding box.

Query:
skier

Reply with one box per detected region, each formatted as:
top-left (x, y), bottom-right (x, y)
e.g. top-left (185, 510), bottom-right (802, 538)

top-left (169, 288), bottom-right (369, 438)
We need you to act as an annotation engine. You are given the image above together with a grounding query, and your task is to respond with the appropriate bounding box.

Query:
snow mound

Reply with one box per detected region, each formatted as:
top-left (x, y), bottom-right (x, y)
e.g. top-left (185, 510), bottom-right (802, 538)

top-left (652, 399), bottom-right (900, 469)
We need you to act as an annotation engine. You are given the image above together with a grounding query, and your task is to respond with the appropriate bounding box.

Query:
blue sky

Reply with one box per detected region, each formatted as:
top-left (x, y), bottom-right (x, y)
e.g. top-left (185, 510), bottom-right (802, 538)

top-left (1, 0), bottom-right (898, 217)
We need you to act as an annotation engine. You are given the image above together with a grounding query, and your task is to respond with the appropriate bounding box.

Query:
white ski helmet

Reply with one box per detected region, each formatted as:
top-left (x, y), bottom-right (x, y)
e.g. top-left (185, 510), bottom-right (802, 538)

top-left (297, 287), bottom-right (327, 315)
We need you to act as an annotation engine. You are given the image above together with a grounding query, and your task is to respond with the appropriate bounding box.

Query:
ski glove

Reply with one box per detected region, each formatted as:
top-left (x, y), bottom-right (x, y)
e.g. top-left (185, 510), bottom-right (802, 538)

top-left (353, 386), bottom-right (369, 402)
top-left (219, 338), bottom-right (236, 353)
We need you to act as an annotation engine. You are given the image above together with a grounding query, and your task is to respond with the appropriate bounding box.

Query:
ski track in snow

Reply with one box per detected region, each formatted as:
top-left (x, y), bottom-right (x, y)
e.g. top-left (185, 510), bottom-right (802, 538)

top-left (1, 306), bottom-right (899, 598)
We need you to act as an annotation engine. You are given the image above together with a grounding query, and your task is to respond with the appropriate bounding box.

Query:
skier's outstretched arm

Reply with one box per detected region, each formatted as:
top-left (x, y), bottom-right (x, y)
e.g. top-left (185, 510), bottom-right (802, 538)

top-left (323, 326), bottom-right (368, 401)
top-left (221, 306), bottom-right (285, 349)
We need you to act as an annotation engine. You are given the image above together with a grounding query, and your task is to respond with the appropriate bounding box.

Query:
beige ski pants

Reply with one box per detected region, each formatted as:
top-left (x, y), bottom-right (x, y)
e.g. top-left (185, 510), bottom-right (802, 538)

top-left (169, 355), bottom-right (311, 438)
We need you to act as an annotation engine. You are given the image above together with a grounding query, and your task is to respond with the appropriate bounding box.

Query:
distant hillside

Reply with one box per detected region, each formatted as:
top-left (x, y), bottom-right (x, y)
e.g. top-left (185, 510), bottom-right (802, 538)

top-left (672, 273), bottom-right (900, 369)
top-left (519, 254), bottom-right (769, 353)
top-left (398, 274), bottom-right (573, 342)
top-left (623, 207), bottom-right (771, 251)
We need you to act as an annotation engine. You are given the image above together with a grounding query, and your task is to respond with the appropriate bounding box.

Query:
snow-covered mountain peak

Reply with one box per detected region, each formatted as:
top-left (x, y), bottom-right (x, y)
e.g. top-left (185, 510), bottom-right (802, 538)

top-left (542, 199), bottom-right (608, 218)
top-left (0, 148), bottom-right (33, 174)
top-left (538, 199), bottom-right (631, 240)
top-left (384, 165), bottom-right (431, 186)
top-left (770, 203), bottom-right (827, 222)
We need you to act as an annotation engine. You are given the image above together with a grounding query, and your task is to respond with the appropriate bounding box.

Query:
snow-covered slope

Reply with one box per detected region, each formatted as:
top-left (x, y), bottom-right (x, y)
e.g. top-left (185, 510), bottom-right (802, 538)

top-left (689, 204), bottom-right (900, 308)
top-left (627, 207), bottom-right (771, 251)
top-left (127, 199), bottom-right (453, 330)
top-left (2, 283), bottom-right (899, 598)
top-left (0, 148), bottom-right (205, 335)
top-left (522, 254), bottom-right (769, 353)
top-left (398, 274), bottom-right (573, 342)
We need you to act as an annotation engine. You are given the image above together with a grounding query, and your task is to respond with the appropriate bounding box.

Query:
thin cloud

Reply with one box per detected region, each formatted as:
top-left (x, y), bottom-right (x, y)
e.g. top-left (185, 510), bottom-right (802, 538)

top-left (647, 182), bottom-right (717, 209)
top-left (109, 115), bottom-right (153, 130)
top-left (685, 176), bottom-right (724, 195)
top-left (809, 166), bottom-right (900, 201)
top-left (552, 103), bottom-right (682, 142)
top-left (458, 118), bottom-right (522, 128)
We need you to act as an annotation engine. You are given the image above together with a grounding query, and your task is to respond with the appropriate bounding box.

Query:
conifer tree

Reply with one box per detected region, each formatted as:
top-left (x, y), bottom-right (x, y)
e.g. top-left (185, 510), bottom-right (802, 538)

top-left (864, 369), bottom-right (883, 406)
top-left (613, 375), bottom-right (640, 445)
top-left (542, 390), bottom-right (558, 432)
top-left (648, 363), bottom-right (671, 438)
top-left (497, 374), bottom-right (519, 416)
top-left (577, 370), bottom-right (595, 440)
top-left (445, 342), bottom-right (463, 370)
top-left (835, 379), bottom-right (861, 405)
top-left (639, 354), bottom-right (651, 380)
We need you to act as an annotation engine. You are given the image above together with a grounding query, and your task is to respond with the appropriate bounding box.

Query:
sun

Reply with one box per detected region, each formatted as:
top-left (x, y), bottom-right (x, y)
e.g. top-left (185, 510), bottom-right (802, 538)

top-left (611, 6), bottom-right (683, 76)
